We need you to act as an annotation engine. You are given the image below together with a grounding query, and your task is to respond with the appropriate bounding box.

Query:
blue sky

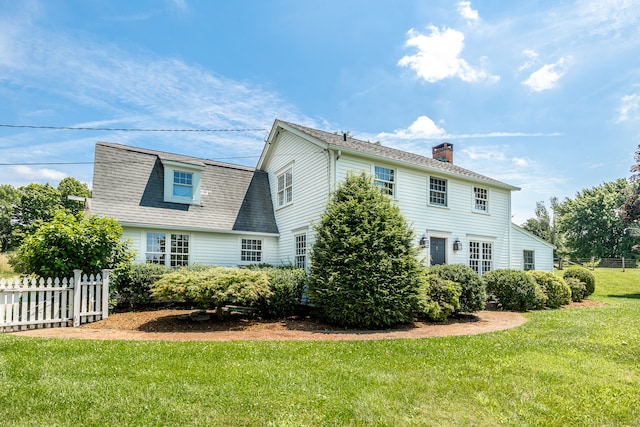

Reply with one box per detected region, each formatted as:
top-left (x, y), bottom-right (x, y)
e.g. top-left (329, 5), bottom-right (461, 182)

top-left (1, 0), bottom-right (639, 223)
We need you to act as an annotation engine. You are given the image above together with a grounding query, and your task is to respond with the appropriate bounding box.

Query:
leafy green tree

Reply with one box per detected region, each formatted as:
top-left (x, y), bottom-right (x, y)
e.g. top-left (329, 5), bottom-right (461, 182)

top-left (11, 183), bottom-right (62, 243)
top-left (0, 184), bottom-right (19, 251)
top-left (58, 177), bottom-right (91, 214)
top-left (521, 197), bottom-right (566, 257)
top-left (10, 210), bottom-right (133, 278)
top-left (307, 172), bottom-right (421, 328)
top-left (619, 145), bottom-right (640, 228)
top-left (556, 179), bottom-right (633, 259)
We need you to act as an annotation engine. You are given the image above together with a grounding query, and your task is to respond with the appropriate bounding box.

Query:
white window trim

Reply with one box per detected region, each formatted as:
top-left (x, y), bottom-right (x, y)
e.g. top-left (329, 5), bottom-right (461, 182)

top-left (276, 165), bottom-right (294, 209)
top-left (161, 160), bottom-right (204, 205)
top-left (428, 176), bottom-right (448, 208)
top-left (145, 231), bottom-right (191, 268)
top-left (373, 165), bottom-right (396, 198)
top-left (469, 240), bottom-right (493, 276)
top-left (523, 250), bottom-right (535, 271)
top-left (240, 238), bottom-right (263, 263)
top-left (294, 232), bottom-right (307, 269)
top-left (472, 186), bottom-right (490, 214)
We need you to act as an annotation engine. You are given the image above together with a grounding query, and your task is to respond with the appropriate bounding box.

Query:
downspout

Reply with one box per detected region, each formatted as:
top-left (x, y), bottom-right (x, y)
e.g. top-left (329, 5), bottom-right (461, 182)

top-left (508, 192), bottom-right (513, 269)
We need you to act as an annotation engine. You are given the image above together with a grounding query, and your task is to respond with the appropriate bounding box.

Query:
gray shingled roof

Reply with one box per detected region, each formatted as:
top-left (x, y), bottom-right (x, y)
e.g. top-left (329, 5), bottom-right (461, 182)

top-left (278, 120), bottom-right (519, 190)
top-left (91, 142), bottom-right (278, 234)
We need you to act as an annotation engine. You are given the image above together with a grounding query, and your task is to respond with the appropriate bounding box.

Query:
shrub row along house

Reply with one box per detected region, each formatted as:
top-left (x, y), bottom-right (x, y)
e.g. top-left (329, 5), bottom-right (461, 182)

top-left (90, 119), bottom-right (553, 274)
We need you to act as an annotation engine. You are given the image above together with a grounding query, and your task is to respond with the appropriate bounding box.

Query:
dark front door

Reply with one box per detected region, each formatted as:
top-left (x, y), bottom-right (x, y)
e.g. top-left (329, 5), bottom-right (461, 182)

top-left (430, 237), bottom-right (446, 265)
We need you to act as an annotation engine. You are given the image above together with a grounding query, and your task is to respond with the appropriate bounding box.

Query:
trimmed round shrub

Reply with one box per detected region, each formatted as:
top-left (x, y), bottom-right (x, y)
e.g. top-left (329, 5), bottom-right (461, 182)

top-left (483, 269), bottom-right (543, 311)
top-left (308, 173), bottom-right (422, 328)
top-left (563, 267), bottom-right (595, 296)
top-left (111, 263), bottom-right (172, 310)
top-left (417, 273), bottom-right (461, 322)
top-left (565, 277), bottom-right (586, 302)
top-left (527, 270), bottom-right (571, 309)
top-left (261, 267), bottom-right (307, 318)
top-left (428, 264), bottom-right (486, 312)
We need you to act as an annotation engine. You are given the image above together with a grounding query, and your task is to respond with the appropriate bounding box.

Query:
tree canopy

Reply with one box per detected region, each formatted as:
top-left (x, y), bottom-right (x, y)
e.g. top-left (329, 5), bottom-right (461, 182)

top-left (555, 179), bottom-right (633, 258)
top-left (521, 197), bottom-right (565, 256)
top-left (1, 177), bottom-right (90, 250)
top-left (10, 210), bottom-right (133, 278)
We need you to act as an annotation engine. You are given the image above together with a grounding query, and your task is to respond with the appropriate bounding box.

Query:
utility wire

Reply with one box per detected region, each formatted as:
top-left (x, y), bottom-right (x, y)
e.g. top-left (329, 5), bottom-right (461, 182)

top-left (0, 124), bottom-right (266, 132)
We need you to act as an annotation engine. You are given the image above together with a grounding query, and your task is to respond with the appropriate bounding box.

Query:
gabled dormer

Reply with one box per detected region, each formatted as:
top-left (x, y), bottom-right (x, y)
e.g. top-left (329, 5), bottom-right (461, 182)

top-left (160, 159), bottom-right (205, 205)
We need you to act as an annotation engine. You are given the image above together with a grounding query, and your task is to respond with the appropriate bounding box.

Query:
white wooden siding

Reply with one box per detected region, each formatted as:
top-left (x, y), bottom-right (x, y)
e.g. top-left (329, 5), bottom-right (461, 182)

top-left (335, 154), bottom-right (514, 270)
top-left (263, 131), bottom-right (330, 264)
top-left (510, 225), bottom-right (554, 271)
top-left (123, 227), bottom-right (279, 267)
top-left (261, 129), bottom-right (553, 272)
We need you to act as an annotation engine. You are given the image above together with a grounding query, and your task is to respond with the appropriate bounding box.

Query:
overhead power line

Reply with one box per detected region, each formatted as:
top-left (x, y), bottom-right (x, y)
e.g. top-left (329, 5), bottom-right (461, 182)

top-left (0, 124), bottom-right (266, 132)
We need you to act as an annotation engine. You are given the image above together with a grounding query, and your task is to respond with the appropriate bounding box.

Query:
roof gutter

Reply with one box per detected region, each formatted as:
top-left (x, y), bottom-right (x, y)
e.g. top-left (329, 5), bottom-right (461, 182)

top-left (325, 145), bottom-right (520, 192)
top-left (120, 222), bottom-right (280, 237)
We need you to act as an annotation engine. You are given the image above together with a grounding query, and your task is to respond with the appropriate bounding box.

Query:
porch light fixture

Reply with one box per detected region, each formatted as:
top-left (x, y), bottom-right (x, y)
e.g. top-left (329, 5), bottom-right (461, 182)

top-left (419, 234), bottom-right (429, 248)
top-left (453, 239), bottom-right (462, 251)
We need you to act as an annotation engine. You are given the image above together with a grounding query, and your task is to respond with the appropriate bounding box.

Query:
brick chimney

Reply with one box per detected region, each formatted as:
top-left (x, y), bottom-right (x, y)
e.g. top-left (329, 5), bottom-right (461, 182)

top-left (432, 142), bottom-right (454, 164)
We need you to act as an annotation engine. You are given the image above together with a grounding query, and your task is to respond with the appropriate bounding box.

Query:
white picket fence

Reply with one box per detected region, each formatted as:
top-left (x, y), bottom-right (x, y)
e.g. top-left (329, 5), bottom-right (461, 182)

top-left (0, 269), bottom-right (110, 332)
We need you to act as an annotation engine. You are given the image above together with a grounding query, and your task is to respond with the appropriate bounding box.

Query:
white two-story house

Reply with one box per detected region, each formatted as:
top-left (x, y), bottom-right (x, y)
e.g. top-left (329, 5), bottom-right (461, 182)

top-left (91, 119), bottom-right (553, 274)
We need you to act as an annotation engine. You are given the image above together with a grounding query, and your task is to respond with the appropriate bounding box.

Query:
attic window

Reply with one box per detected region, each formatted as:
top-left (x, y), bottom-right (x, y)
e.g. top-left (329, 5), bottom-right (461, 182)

top-left (277, 168), bottom-right (293, 207)
top-left (173, 171), bottom-right (193, 198)
top-left (161, 159), bottom-right (204, 205)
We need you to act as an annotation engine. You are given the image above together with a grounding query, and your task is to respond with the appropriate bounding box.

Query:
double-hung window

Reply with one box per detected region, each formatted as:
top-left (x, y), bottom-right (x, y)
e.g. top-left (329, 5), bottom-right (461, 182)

top-left (170, 234), bottom-right (190, 267)
top-left (173, 171), bottom-right (193, 198)
top-left (474, 187), bottom-right (488, 212)
top-left (146, 232), bottom-right (190, 268)
top-left (294, 234), bottom-right (307, 269)
top-left (277, 168), bottom-right (293, 207)
top-left (523, 250), bottom-right (535, 271)
top-left (374, 166), bottom-right (395, 196)
top-left (429, 177), bottom-right (447, 207)
top-left (161, 160), bottom-right (203, 205)
top-left (241, 239), bottom-right (262, 262)
top-left (146, 232), bottom-right (166, 265)
top-left (469, 241), bottom-right (492, 275)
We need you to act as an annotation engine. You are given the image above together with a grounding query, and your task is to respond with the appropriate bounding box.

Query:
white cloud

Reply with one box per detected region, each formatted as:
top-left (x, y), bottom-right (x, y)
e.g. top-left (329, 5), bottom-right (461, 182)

top-left (12, 165), bottom-right (67, 182)
top-left (457, 1), bottom-right (479, 23)
top-left (522, 56), bottom-right (571, 92)
top-left (460, 146), bottom-right (507, 162)
top-left (576, 0), bottom-right (640, 35)
top-left (616, 93), bottom-right (640, 122)
top-left (512, 157), bottom-right (529, 167)
top-left (377, 116), bottom-right (446, 140)
top-left (518, 49), bottom-right (539, 72)
top-left (0, 17), bottom-right (307, 166)
top-left (398, 26), bottom-right (499, 83)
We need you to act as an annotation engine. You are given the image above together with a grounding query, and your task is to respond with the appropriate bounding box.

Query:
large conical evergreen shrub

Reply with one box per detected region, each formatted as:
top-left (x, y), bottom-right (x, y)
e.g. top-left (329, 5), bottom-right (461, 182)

top-left (307, 172), bottom-right (422, 328)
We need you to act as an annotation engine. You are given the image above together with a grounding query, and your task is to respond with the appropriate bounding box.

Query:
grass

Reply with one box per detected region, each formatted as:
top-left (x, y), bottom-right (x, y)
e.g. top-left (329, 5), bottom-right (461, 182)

top-left (1, 269), bottom-right (639, 426)
top-left (0, 253), bottom-right (14, 279)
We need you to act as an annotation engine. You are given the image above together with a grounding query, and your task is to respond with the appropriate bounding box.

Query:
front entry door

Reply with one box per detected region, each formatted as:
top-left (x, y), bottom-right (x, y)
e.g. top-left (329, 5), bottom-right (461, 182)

top-left (430, 237), bottom-right (446, 265)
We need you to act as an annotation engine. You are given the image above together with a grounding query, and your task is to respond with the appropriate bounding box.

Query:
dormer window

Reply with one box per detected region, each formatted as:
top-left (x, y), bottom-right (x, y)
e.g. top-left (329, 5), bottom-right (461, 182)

top-left (173, 171), bottom-right (193, 198)
top-left (161, 159), bottom-right (204, 205)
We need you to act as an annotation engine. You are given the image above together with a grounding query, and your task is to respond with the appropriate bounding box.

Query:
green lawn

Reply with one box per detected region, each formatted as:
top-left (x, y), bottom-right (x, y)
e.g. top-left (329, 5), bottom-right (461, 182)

top-left (1, 269), bottom-right (639, 426)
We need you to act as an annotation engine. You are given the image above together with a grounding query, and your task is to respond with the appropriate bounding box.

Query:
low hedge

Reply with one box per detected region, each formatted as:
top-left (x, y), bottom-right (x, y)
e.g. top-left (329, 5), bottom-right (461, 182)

top-left (565, 277), bottom-right (587, 302)
top-left (110, 263), bottom-right (172, 310)
top-left (483, 269), bottom-right (546, 311)
top-left (417, 272), bottom-right (461, 322)
top-left (428, 264), bottom-right (486, 312)
top-left (256, 267), bottom-right (307, 318)
top-left (527, 270), bottom-right (571, 309)
top-left (563, 267), bottom-right (596, 296)
top-left (150, 266), bottom-right (272, 318)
